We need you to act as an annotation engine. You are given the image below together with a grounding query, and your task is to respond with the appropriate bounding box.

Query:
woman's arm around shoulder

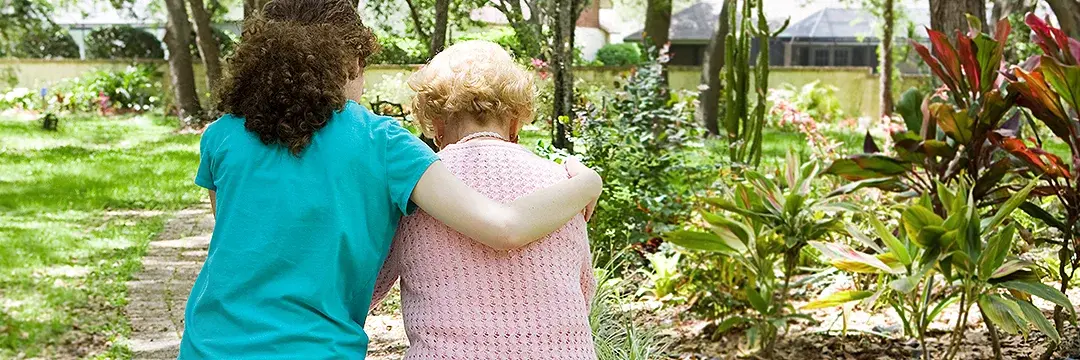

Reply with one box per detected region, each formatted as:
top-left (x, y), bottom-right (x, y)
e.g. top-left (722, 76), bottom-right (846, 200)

top-left (410, 159), bottom-right (602, 250)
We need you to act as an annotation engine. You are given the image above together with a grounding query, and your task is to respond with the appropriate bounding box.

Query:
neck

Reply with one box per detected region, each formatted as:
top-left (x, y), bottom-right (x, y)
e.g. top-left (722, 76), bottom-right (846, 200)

top-left (440, 118), bottom-right (508, 145)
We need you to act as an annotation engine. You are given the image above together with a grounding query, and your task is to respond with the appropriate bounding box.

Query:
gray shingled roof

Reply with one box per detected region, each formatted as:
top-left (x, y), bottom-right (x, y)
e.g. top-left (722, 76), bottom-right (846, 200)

top-left (626, 3), bottom-right (930, 43)
top-left (779, 8), bottom-right (930, 41)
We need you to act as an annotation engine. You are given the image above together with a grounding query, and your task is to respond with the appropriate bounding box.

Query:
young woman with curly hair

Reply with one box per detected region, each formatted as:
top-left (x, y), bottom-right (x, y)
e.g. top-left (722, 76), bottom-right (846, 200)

top-left (370, 41), bottom-right (597, 359)
top-left (178, 1), bottom-right (602, 358)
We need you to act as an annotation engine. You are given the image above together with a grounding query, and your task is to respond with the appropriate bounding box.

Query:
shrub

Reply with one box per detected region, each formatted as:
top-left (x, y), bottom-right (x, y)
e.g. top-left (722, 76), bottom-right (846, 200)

top-left (1, 87), bottom-right (40, 111)
top-left (12, 26), bottom-right (79, 58)
top-left (595, 43), bottom-right (641, 66)
top-left (51, 65), bottom-right (163, 113)
top-left (454, 28), bottom-right (529, 62)
top-left (767, 81), bottom-right (844, 124)
top-left (368, 35), bottom-right (428, 65)
top-left (189, 27), bottom-right (237, 59)
top-left (579, 50), bottom-right (711, 266)
top-left (85, 25), bottom-right (164, 59)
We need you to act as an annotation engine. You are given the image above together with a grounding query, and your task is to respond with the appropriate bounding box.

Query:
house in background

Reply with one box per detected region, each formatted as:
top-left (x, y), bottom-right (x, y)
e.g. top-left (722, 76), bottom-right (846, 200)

top-left (623, 1), bottom-right (929, 71)
top-left (776, 8), bottom-right (929, 69)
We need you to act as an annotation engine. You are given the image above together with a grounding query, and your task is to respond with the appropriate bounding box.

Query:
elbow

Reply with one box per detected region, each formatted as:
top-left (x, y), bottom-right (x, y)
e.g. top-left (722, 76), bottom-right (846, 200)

top-left (484, 213), bottom-right (529, 251)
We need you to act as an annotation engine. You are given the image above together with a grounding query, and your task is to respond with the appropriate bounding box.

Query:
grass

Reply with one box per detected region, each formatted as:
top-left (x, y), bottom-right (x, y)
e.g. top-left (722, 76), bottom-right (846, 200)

top-left (0, 113), bottom-right (203, 358)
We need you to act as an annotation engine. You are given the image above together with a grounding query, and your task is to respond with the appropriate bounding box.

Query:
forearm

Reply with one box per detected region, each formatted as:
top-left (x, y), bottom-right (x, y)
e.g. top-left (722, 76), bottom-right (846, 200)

top-left (496, 172), bottom-right (602, 247)
top-left (411, 162), bottom-right (602, 250)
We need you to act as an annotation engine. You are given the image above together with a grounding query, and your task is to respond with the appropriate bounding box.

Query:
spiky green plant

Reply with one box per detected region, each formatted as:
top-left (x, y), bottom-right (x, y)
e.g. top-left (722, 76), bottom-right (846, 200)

top-left (723, 0), bottom-right (788, 166)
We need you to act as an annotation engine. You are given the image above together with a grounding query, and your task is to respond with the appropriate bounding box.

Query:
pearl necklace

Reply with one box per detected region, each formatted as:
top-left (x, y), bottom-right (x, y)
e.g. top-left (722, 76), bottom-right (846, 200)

top-left (457, 131), bottom-right (508, 144)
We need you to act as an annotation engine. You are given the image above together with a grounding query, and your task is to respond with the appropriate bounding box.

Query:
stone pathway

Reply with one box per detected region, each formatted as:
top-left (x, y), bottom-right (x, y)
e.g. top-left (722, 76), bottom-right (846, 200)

top-left (124, 206), bottom-right (213, 359)
top-left (123, 206), bottom-right (409, 359)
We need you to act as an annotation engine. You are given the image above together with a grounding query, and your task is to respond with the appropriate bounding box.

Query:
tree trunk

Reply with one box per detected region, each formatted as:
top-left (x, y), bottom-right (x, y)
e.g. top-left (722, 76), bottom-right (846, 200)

top-left (429, 0), bottom-right (450, 57)
top-left (550, 0), bottom-right (578, 152)
top-left (1046, 0), bottom-right (1080, 39)
top-left (880, 0), bottom-right (895, 118)
top-left (930, 0), bottom-right (985, 34)
top-left (644, 0), bottom-right (673, 48)
top-left (189, 0), bottom-right (222, 99)
top-left (491, 0), bottom-right (546, 59)
top-left (403, 0), bottom-right (431, 45)
top-left (696, 0), bottom-right (730, 136)
top-left (164, 0), bottom-right (202, 122)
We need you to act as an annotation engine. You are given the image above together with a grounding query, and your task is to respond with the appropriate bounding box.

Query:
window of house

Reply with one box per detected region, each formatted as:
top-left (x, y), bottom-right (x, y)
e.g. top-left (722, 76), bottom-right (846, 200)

top-left (795, 46), bottom-right (810, 66)
top-left (852, 47), bottom-right (867, 66)
top-left (814, 48), bottom-right (830, 66)
top-left (834, 48), bottom-right (850, 66)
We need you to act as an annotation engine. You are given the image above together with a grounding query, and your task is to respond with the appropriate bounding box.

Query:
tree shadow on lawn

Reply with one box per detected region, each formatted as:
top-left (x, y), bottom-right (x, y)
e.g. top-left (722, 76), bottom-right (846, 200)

top-left (0, 218), bottom-right (162, 359)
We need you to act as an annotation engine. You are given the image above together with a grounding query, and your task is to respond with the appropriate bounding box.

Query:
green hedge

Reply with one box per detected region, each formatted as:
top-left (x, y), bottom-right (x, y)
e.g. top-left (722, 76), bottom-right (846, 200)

top-left (85, 25), bottom-right (165, 59)
top-left (11, 26), bottom-right (80, 59)
top-left (595, 43), bottom-right (642, 66)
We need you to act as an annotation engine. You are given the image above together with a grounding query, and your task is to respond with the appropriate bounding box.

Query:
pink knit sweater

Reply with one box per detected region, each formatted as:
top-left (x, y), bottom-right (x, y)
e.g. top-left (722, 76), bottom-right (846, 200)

top-left (371, 139), bottom-right (596, 359)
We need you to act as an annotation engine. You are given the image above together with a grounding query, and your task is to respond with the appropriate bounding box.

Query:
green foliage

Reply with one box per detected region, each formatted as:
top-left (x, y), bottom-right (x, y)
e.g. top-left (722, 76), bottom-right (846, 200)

top-left (454, 28), bottom-right (529, 62)
top-left (595, 43), bottom-right (642, 66)
top-left (767, 81), bottom-right (844, 123)
top-left (1001, 14), bottom-right (1080, 351)
top-left (829, 17), bottom-right (1018, 202)
top-left (639, 251), bottom-right (683, 301)
top-left (0, 0), bottom-right (61, 58)
top-left (895, 87), bottom-right (925, 132)
top-left (580, 51), bottom-right (710, 265)
top-left (49, 65), bottom-right (164, 113)
top-left (667, 153), bottom-right (851, 355)
top-left (1, 88), bottom-right (40, 111)
top-left (723, 0), bottom-right (789, 166)
top-left (85, 25), bottom-right (165, 59)
top-left (809, 180), bottom-right (1072, 360)
top-left (8, 25), bottom-right (79, 59)
top-left (591, 263), bottom-right (669, 360)
top-left (368, 34), bottom-right (429, 64)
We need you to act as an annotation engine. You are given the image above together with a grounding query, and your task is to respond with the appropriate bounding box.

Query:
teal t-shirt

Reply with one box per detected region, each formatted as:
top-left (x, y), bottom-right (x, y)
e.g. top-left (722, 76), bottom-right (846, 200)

top-left (178, 101), bottom-right (438, 359)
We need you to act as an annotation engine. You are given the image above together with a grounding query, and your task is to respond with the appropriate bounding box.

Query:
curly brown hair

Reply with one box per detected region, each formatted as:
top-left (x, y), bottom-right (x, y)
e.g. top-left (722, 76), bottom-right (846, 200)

top-left (215, 0), bottom-right (379, 155)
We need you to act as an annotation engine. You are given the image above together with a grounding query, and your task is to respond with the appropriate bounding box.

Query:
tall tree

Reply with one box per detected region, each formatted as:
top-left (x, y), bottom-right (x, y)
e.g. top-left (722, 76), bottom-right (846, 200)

top-left (189, 0), bottom-right (222, 97)
top-left (929, 0), bottom-right (985, 33)
top-left (695, 0), bottom-right (730, 136)
top-left (643, 0), bottom-right (672, 48)
top-left (548, 0), bottom-right (588, 151)
top-left (879, 0), bottom-right (895, 118)
top-left (429, 0), bottom-right (450, 56)
top-left (164, 0), bottom-right (203, 122)
top-left (491, 0), bottom-right (548, 59)
top-left (1045, 0), bottom-right (1080, 39)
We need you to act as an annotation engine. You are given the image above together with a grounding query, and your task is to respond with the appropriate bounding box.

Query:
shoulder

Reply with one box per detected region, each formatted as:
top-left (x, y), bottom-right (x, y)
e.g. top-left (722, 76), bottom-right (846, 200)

top-left (333, 100), bottom-right (403, 134)
top-left (199, 114), bottom-right (246, 150)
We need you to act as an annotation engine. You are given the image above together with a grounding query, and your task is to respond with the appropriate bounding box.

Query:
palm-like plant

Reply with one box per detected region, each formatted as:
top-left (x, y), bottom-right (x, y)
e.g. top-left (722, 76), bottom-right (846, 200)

top-left (666, 152), bottom-right (855, 355)
top-left (808, 180), bottom-right (1075, 360)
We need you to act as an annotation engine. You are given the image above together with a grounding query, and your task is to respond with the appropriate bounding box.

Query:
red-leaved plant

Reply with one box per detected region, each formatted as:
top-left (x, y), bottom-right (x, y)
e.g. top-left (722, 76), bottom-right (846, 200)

top-left (825, 17), bottom-right (1020, 213)
top-left (996, 14), bottom-right (1080, 358)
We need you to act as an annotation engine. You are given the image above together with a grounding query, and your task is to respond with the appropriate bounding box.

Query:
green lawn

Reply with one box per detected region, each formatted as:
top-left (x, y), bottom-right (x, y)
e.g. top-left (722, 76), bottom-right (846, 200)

top-left (0, 114), bottom-right (203, 358)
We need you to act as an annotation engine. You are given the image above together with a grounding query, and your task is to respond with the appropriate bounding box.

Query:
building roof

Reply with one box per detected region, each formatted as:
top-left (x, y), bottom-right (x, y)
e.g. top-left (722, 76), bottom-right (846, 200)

top-left (624, 2), bottom-right (786, 44)
top-left (779, 8), bottom-right (930, 42)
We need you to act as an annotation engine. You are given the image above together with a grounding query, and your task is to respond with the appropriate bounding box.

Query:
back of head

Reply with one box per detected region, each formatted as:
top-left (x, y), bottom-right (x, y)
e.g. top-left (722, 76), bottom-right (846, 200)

top-left (408, 40), bottom-right (535, 139)
top-left (216, 0), bottom-right (379, 156)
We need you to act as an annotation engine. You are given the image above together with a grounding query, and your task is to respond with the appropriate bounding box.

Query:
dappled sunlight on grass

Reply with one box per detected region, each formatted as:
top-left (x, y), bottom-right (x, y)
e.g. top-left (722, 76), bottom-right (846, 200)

top-left (0, 113), bottom-right (201, 358)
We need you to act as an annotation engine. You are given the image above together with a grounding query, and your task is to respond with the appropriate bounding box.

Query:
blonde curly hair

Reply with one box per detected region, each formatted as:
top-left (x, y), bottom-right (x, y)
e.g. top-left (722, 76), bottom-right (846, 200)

top-left (408, 40), bottom-right (535, 139)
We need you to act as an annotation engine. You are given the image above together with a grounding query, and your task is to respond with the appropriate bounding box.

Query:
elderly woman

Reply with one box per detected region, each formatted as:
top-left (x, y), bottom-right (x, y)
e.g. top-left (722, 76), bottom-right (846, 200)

top-left (371, 40), bottom-right (597, 359)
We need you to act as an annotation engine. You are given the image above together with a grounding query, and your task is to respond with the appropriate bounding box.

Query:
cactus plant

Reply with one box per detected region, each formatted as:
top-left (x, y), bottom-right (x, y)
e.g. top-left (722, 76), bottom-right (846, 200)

top-left (723, 0), bottom-right (788, 166)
